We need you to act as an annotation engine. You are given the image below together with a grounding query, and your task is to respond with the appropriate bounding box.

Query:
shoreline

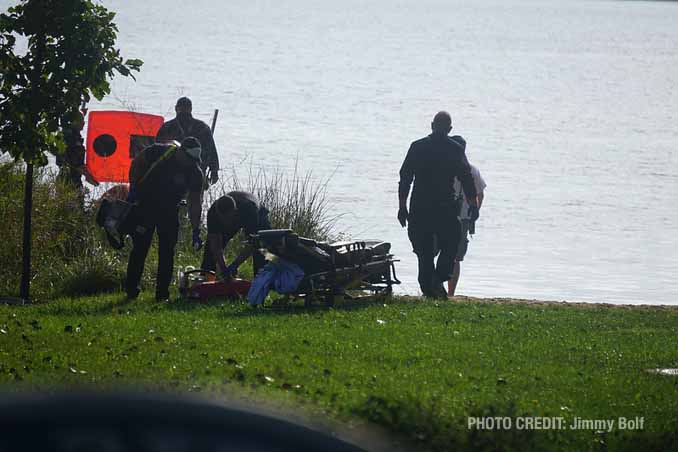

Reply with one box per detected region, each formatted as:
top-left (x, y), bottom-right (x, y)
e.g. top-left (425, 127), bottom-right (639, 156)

top-left (444, 295), bottom-right (678, 309)
top-left (2, 293), bottom-right (677, 309)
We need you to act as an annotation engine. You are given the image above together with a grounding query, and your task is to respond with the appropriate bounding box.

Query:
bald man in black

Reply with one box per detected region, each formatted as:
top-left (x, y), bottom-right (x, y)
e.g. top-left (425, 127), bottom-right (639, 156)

top-left (398, 111), bottom-right (478, 298)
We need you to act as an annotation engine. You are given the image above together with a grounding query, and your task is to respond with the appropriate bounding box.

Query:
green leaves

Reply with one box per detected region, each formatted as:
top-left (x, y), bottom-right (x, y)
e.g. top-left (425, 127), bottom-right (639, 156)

top-left (0, 0), bottom-right (143, 165)
top-left (123, 59), bottom-right (143, 80)
top-left (125, 59), bottom-right (143, 69)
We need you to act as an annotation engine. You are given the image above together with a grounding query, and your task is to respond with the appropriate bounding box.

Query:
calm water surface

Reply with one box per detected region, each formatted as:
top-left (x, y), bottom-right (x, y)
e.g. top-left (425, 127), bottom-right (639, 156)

top-left (7, 0), bottom-right (675, 303)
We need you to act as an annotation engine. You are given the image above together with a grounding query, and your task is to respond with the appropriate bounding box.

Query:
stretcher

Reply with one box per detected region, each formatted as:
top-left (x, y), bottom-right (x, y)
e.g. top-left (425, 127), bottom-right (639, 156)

top-left (249, 229), bottom-right (400, 306)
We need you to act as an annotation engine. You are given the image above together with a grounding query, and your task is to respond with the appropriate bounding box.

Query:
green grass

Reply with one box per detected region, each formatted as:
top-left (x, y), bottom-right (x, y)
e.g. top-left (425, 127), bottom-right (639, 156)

top-left (1, 295), bottom-right (677, 451)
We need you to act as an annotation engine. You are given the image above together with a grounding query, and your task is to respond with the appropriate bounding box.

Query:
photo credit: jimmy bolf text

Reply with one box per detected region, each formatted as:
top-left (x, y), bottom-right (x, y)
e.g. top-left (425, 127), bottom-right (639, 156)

top-left (467, 416), bottom-right (645, 431)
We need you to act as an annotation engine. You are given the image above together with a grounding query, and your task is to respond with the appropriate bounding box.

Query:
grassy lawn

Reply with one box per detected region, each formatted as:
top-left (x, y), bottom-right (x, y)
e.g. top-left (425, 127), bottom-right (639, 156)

top-left (1, 295), bottom-right (677, 451)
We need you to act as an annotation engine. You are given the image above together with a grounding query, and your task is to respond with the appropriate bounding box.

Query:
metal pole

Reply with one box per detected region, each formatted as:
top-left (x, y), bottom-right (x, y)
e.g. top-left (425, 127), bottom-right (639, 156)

top-left (205, 108), bottom-right (219, 184)
top-left (20, 162), bottom-right (34, 302)
top-left (210, 109), bottom-right (219, 134)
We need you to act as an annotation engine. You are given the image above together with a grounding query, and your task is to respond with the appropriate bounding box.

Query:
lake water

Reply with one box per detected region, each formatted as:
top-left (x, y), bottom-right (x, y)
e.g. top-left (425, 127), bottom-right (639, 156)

top-left (6, 0), bottom-right (676, 304)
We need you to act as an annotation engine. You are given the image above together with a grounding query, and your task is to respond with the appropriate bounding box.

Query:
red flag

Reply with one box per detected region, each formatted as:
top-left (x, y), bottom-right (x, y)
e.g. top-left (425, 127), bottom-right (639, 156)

top-left (86, 111), bottom-right (164, 183)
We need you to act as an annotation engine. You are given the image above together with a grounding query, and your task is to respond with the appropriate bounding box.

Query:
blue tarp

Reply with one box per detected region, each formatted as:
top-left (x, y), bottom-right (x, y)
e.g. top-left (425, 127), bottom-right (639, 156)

top-left (247, 259), bottom-right (305, 305)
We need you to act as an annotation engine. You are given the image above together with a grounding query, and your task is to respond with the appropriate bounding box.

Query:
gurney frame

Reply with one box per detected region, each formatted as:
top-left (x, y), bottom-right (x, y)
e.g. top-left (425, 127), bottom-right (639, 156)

top-left (250, 230), bottom-right (401, 307)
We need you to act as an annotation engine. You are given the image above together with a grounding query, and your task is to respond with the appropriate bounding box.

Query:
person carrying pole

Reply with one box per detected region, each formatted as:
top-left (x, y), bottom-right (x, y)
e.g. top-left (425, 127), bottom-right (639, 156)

top-left (156, 97), bottom-right (220, 186)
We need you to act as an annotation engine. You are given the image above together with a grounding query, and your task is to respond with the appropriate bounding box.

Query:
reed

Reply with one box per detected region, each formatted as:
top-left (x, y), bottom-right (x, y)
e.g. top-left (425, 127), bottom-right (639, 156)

top-left (205, 160), bottom-right (340, 242)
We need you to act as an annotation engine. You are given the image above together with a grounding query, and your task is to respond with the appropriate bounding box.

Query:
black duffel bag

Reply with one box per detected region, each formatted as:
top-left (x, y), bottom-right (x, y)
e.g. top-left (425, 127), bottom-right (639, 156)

top-left (95, 199), bottom-right (137, 250)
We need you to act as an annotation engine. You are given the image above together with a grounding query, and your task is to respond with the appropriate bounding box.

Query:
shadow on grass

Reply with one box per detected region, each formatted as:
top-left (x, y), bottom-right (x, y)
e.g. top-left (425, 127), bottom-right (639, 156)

top-left (25, 291), bottom-right (174, 317)
top-left (29, 292), bottom-right (418, 319)
top-left (161, 294), bottom-right (399, 318)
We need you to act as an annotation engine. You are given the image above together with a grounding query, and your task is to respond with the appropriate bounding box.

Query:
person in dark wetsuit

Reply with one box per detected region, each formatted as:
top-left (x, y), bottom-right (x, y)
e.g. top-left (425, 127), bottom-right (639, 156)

top-left (398, 111), bottom-right (479, 299)
top-left (201, 191), bottom-right (271, 279)
top-left (56, 110), bottom-right (98, 192)
top-left (156, 97), bottom-right (220, 185)
top-left (126, 137), bottom-right (204, 302)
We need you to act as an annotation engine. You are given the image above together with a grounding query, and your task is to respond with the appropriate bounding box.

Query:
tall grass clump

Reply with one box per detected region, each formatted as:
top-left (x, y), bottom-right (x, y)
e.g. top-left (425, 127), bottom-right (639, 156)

top-left (205, 161), bottom-right (340, 242)
top-left (0, 162), bottom-right (127, 300)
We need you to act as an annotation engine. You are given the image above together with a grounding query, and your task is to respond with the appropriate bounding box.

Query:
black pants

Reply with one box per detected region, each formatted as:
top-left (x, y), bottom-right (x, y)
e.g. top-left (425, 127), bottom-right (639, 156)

top-left (200, 207), bottom-right (271, 276)
top-left (126, 208), bottom-right (179, 299)
top-left (407, 211), bottom-right (460, 296)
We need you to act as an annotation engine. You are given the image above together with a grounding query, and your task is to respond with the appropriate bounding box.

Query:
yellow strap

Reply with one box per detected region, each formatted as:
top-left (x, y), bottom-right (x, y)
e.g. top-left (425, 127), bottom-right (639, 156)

top-left (136, 144), bottom-right (177, 186)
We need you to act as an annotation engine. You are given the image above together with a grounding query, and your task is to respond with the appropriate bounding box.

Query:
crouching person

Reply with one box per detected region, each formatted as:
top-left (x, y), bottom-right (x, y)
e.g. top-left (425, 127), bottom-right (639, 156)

top-left (126, 137), bottom-right (204, 302)
top-left (201, 191), bottom-right (271, 280)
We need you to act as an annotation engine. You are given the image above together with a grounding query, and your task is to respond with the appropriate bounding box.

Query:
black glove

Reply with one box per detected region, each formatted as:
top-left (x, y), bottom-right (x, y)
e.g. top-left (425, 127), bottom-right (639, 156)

top-left (192, 227), bottom-right (203, 251)
top-left (468, 204), bottom-right (479, 222)
top-left (225, 262), bottom-right (239, 277)
top-left (397, 207), bottom-right (408, 227)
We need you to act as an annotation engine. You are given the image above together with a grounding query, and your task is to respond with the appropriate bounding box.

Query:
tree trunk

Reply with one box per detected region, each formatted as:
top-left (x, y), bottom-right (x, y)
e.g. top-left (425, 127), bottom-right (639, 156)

top-left (20, 163), bottom-right (34, 302)
top-left (20, 22), bottom-right (46, 303)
